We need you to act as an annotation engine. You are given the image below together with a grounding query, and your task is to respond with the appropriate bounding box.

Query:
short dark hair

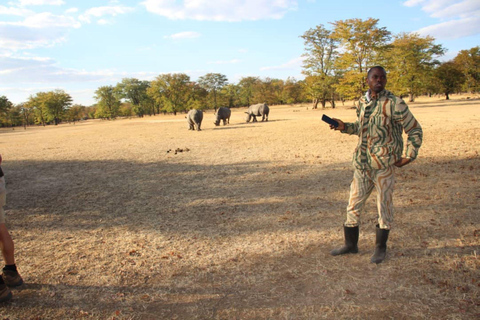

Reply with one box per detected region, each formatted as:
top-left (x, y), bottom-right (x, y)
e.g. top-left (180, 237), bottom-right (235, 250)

top-left (367, 66), bottom-right (387, 78)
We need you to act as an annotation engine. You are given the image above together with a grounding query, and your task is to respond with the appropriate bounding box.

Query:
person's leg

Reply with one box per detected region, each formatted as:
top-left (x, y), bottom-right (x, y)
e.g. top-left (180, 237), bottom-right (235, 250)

top-left (0, 181), bottom-right (22, 287)
top-left (331, 169), bottom-right (374, 256)
top-left (345, 169), bottom-right (375, 228)
top-left (371, 167), bottom-right (395, 263)
top-left (374, 166), bottom-right (395, 230)
top-left (0, 224), bottom-right (15, 266)
top-left (0, 178), bottom-right (13, 300)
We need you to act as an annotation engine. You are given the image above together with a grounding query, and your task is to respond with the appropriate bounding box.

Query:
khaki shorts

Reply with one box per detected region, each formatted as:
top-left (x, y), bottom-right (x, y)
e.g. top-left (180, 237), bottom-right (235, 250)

top-left (0, 176), bottom-right (6, 224)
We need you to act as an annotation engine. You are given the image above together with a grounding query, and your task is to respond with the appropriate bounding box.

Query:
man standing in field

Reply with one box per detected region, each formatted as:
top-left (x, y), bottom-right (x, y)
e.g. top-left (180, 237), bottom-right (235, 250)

top-left (0, 154), bottom-right (23, 302)
top-left (329, 66), bottom-right (423, 264)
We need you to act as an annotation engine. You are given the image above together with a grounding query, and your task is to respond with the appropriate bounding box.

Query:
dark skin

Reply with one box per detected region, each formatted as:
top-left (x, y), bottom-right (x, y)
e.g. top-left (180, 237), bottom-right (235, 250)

top-left (329, 67), bottom-right (411, 167)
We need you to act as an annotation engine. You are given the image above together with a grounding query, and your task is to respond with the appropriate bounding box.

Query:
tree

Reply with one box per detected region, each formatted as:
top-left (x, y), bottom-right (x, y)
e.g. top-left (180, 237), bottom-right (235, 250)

top-left (238, 77), bottom-right (260, 107)
top-left (386, 32), bottom-right (445, 102)
top-left (26, 90), bottom-right (72, 125)
top-left (198, 73), bottom-right (228, 111)
top-left (252, 78), bottom-right (284, 105)
top-left (94, 86), bottom-right (121, 119)
top-left (301, 24), bottom-right (339, 108)
top-left (453, 46), bottom-right (480, 93)
top-left (283, 77), bottom-right (304, 104)
top-left (115, 78), bottom-right (151, 117)
top-left (0, 96), bottom-right (13, 127)
top-left (331, 18), bottom-right (391, 100)
top-left (47, 90), bottom-right (72, 125)
top-left (434, 61), bottom-right (465, 100)
top-left (147, 73), bottom-right (192, 115)
top-left (219, 84), bottom-right (240, 108)
top-left (65, 104), bottom-right (87, 123)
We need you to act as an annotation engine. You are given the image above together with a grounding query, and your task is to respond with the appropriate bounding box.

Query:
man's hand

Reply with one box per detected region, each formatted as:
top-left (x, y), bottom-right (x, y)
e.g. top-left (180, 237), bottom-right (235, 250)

top-left (330, 118), bottom-right (345, 131)
top-left (394, 158), bottom-right (411, 167)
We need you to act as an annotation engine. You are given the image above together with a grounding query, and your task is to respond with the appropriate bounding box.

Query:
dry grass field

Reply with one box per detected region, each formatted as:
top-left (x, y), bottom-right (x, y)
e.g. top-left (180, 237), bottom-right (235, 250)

top-left (0, 94), bottom-right (479, 319)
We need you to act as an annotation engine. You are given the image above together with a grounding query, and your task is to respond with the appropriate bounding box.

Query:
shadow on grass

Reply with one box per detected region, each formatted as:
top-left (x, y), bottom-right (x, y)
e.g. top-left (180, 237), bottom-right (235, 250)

top-left (3, 155), bottom-right (478, 238)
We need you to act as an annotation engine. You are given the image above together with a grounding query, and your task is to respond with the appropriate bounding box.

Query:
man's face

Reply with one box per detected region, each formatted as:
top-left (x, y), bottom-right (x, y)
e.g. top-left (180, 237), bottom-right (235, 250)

top-left (367, 68), bottom-right (387, 93)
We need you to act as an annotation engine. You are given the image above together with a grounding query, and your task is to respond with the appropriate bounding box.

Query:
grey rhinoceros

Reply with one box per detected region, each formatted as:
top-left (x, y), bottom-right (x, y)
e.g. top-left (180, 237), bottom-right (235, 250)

top-left (245, 103), bottom-right (269, 122)
top-left (186, 109), bottom-right (203, 131)
top-left (214, 107), bottom-right (231, 126)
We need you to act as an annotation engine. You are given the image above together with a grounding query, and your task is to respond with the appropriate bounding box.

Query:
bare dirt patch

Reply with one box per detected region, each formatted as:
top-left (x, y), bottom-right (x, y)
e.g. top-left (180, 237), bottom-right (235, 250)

top-left (0, 95), bottom-right (479, 319)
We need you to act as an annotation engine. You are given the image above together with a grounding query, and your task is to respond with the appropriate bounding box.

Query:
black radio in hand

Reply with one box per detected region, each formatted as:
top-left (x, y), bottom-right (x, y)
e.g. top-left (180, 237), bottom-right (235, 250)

top-left (322, 114), bottom-right (339, 128)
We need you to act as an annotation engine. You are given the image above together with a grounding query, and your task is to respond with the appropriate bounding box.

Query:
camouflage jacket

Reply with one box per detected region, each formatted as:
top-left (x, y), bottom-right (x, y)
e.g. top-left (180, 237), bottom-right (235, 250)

top-left (342, 89), bottom-right (423, 170)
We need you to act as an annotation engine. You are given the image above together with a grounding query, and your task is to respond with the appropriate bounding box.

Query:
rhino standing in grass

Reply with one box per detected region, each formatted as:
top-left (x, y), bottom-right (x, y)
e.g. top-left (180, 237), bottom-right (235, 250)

top-left (245, 103), bottom-right (269, 122)
top-left (186, 109), bottom-right (203, 131)
top-left (214, 107), bottom-right (231, 126)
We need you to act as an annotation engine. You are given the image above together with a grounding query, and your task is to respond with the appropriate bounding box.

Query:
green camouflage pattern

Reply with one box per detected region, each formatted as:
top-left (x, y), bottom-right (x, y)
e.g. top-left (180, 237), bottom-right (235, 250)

top-left (342, 90), bottom-right (423, 170)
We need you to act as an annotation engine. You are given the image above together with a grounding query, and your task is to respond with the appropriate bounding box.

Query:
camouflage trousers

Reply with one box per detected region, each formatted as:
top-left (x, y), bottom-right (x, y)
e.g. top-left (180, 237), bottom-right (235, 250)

top-left (344, 166), bottom-right (395, 230)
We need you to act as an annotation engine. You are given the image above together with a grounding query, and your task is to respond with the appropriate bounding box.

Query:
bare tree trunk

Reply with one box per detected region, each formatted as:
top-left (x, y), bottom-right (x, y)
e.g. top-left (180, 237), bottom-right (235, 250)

top-left (321, 99), bottom-right (327, 108)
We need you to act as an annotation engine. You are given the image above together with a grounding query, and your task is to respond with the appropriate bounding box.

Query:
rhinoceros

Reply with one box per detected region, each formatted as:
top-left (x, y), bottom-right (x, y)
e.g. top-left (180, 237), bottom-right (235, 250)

top-left (245, 103), bottom-right (269, 122)
top-left (186, 109), bottom-right (203, 131)
top-left (214, 107), bottom-right (231, 126)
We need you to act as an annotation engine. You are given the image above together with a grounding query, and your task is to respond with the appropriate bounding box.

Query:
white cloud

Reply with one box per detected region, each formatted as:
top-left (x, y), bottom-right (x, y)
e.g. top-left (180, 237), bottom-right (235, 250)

top-left (260, 56), bottom-right (304, 71)
top-left (0, 54), bottom-right (163, 105)
top-left (404, 0), bottom-right (480, 39)
top-left (208, 59), bottom-right (241, 64)
top-left (141, 0), bottom-right (298, 22)
top-left (164, 31), bottom-right (201, 39)
top-left (403, 0), bottom-right (426, 7)
top-left (0, 54), bottom-right (160, 87)
top-left (20, 12), bottom-right (81, 28)
top-left (17, 0), bottom-right (65, 5)
top-left (79, 6), bottom-right (135, 24)
top-left (416, 16), bottom-right (480, 39)
top-left (0, 5), bottom-right (34, 16)
top-left (0, 24), bottom-right (68, 50)
top-left (65, 7), bottom-right (78, 14)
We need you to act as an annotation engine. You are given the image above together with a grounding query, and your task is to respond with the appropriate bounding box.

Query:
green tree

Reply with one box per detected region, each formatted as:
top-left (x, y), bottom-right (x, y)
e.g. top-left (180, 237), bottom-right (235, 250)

top-left (94, 86), bottom-right (121, 119)
top-left (301, 24), bottom-right (339, 108)
top-left (453, 46), bottom-right (480, 93)
top-left (47, 90), bottom-right (72, 125)
top-left (198, 73), bottom-right (228, 111)
top-left (27, 90), bottom-right (72, 125)
top-left (219, 84), bottom-right (240, 108)
top-left (386, 32), bottom-right (445, 101)
top-left (65, 104), bottom-right (87, 123)
top-left (238, 76), bottom-right (260, 107)
top-left (331, 18), bottom-right (391, 100)
top-left (283, 77), bottom-right (304, 104)
top-left (0, 96), bottom-right (13, 127)
top-left (434, 61), bottom-right (466, 100)
top-left (16, 102), bottom-right (35, 129)
top-left (147, 73), bottom-right (192, 115)
top-left (116, 78), bottom-right (151, 117)
top-left (252, 78), bottom-right (284, 105)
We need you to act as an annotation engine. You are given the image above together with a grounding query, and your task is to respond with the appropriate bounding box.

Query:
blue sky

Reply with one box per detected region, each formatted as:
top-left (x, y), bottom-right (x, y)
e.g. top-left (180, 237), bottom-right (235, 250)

top-left (1, 0), bottom-right (479, 106)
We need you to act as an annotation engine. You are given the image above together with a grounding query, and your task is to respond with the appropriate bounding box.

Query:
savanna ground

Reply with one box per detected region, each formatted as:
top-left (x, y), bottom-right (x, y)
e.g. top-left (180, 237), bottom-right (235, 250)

top-left (0, 94), bottom-right (479, 319)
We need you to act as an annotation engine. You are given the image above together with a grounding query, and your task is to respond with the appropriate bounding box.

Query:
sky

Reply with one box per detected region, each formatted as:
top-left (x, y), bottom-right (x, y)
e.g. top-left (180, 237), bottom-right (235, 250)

top-left (1, 0), bottom-right (479, 106)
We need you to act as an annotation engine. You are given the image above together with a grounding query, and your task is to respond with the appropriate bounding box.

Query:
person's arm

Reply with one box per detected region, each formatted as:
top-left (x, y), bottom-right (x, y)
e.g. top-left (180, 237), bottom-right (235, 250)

top-left (330, 103), bottom-right (361, 135)
top-left (394, 100), bottom-right (423, 167)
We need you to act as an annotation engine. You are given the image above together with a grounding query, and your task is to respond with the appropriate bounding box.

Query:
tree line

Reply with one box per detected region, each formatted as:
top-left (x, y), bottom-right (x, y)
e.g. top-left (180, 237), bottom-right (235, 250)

top-left (1, 18), bottom-right (479, 128)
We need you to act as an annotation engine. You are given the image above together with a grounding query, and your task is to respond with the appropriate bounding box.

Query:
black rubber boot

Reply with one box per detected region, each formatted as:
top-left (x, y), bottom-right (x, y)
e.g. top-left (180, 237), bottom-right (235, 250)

top-left (370, 225), bottom-right (390, 264)
top-left (331, 226), bottom-right (359, 256)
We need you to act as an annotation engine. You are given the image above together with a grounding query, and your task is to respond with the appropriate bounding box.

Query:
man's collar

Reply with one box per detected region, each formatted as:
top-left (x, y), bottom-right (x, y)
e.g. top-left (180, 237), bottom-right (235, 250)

top-left (365, 89), bottom-right (387, 102)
